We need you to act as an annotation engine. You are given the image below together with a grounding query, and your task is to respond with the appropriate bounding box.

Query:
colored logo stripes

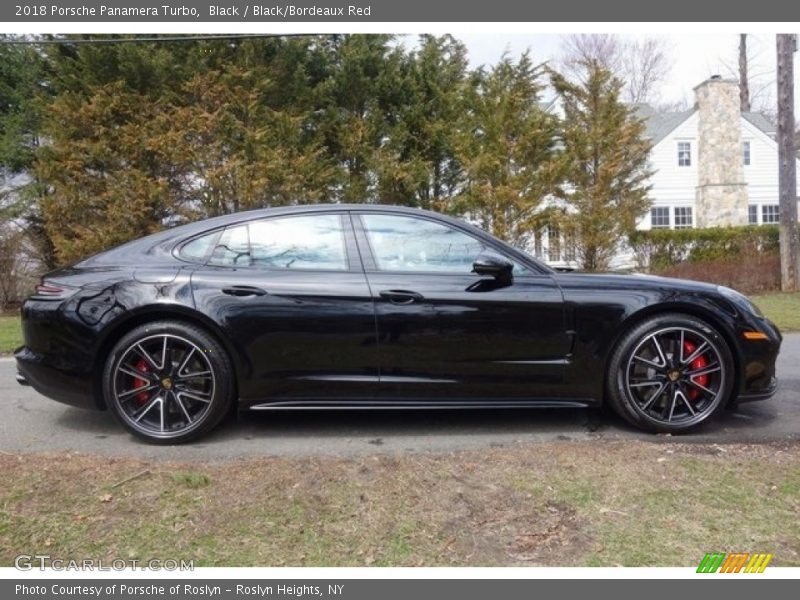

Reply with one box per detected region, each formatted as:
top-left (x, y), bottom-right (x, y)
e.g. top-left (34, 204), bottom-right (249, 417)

top-left (697, 552), bottom-right (773, 573)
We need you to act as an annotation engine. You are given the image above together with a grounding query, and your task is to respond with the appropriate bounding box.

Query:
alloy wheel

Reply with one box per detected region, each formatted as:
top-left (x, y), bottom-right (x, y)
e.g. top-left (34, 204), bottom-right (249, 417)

top-left (111, 334), bottom-right (216, 437)
top-left (623, 326), bottom-right (726, 426)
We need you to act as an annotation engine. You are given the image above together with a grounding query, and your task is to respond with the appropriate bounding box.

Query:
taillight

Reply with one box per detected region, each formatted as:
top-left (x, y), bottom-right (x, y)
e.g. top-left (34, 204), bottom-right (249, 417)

top-left (32, 282), bottom-right (77, 300)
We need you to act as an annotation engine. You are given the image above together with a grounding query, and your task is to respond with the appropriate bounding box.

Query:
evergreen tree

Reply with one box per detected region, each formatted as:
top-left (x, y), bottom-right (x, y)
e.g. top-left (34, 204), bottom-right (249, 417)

top-left (0, 36), bottom-right (58, 269)
top-left (453, 53), bottom-right (561, 247)
top-left (550, 61), bottom-right (653, 271)
top-left (375, 35), bottom-right (468, 209)
top-left (35, 83), bottom-right (184, 264)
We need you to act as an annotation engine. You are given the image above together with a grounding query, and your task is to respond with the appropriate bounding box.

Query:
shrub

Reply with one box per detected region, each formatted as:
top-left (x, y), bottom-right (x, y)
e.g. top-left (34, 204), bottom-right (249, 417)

top-left (655, 253), bottom-right (780, 294)
top-left (628, 225), bottom-right (781, 294)
top-left (628, 225), bottom-right (779, 271)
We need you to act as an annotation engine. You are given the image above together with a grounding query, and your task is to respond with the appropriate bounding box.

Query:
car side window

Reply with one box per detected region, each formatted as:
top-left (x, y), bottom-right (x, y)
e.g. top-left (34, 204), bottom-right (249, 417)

top-left (208, 214), bottom-right (348, 271)
top-left (249, 214), bottom-right (347, 270)
top-left (361, 214), bottom-right (532, 275)
top-left (361, 214), bottom-right (485, 273)
top-left (179, 230), bottom-right (221, 263)
top-left (210, 224), bottom-right (250, 266)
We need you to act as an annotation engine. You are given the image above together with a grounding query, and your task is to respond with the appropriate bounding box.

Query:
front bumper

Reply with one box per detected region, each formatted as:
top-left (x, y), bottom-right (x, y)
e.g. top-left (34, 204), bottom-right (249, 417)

top-left (735, 317), bottom-right (782, 403)
top-left (737, 376), bottom-right (778, 403)
top-left (15, 346), bottom-right (101, 410)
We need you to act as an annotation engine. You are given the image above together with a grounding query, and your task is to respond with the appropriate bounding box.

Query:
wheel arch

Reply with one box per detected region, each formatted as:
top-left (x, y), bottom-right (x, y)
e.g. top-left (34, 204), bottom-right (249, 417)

top-left (602, 301), bottom-right (742, 406)
top-left (92, 305), bottom-right (243, 409)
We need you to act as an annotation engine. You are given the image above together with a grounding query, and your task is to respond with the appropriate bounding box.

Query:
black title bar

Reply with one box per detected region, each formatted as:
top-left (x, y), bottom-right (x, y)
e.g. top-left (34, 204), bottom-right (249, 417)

top-left (3, 0), bottom-right (800, 22)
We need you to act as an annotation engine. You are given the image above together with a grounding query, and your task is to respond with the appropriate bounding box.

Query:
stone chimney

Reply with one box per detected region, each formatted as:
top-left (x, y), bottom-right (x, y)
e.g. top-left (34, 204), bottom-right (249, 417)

top-left (694, 77), bottom-right (749, 227)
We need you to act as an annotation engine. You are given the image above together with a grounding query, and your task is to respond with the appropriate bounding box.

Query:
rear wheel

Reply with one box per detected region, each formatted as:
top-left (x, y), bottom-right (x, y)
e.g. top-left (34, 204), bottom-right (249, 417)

top-left (102, 321), bottom-right (233, 443)
top-left (606, 313), bottom-right (734, 433)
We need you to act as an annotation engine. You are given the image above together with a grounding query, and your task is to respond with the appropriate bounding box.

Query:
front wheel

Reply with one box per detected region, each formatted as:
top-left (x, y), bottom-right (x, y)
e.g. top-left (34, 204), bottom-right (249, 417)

top-left (606, 313), bottom-right (735, 433)
top-left (102, 321), bottom-right (234, 444)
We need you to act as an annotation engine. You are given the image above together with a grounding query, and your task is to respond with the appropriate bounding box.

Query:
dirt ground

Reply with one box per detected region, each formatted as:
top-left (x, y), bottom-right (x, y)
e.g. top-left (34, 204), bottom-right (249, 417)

top-left (1, 439), bottom-right (798, 567)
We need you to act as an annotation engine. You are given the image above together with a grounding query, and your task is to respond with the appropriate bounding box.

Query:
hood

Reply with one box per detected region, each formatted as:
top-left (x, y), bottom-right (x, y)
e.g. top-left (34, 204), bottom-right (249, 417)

top-left (553, 271), bottom-right (721, 294)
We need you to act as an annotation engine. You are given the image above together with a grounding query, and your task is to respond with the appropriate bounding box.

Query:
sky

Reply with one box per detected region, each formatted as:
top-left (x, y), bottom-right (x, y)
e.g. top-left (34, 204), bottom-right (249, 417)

top-left (402, 33), bottom-right (800, 115)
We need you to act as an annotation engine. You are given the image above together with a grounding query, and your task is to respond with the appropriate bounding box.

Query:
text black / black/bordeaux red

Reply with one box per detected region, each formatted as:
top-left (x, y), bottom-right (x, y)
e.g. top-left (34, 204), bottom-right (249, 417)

top-left (15, 205), bottom-right (782, 443)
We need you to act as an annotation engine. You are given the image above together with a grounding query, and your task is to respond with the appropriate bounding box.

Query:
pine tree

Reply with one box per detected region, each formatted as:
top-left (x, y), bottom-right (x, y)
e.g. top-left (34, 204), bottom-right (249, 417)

top-left (35, 83), bottom-right (183, 264)
top-left (0, 36), bottom-right (57, 269)
top-left (452, 53), bottom-right (562, 248)
top-left (375, 35), bottom-right (468, 209)
top-left (550, 61), bottom-right (653, 271)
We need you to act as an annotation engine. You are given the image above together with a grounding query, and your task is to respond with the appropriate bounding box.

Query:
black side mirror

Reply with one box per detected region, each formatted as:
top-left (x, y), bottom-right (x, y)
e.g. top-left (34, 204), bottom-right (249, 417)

top-left (472, 251), bottom-right (514, 282)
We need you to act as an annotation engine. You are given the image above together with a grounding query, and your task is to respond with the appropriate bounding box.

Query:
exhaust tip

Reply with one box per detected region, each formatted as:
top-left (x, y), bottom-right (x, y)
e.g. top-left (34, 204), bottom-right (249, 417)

top-left (16, 372), bottom-right (30, 386)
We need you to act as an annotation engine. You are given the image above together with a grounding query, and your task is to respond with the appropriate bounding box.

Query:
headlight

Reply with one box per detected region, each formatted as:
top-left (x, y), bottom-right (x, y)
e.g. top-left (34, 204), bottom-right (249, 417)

top-left (717, 286), bottom-right (764, 317)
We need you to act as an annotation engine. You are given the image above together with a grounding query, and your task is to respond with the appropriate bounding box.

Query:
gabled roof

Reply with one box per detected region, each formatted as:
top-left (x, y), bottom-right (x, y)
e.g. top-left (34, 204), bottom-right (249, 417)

top-left (742, 112), bottom-right (777, 137)
top-left (632, 104), bottom-right (696, 145)
top-left (632, 103), bottom-right (778, 145)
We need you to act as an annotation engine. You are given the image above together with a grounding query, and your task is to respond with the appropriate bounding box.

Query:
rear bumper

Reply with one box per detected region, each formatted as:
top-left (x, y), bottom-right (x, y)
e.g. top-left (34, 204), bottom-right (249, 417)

top-left (15, 346), bottom-right (101, 410)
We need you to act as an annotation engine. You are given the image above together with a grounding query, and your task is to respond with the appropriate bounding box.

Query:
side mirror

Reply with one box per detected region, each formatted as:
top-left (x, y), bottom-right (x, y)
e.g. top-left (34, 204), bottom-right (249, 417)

top-left (472, 251), bottom-right (514, 281)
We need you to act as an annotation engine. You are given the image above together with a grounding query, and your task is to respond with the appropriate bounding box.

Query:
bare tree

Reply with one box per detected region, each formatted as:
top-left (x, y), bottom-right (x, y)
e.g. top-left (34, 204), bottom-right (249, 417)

top-left (739, 34), bottom-right (751, 111)
top-left (620, 38), bottom-right (673, 104)
top-left (719, 34), bottom-right (776, 119)
top-left (560, 34), bottom-right (622, 75)
top-left (559, 34), bottom-right (673, 104)
top-left (0, 224), bottom-right (36, 311)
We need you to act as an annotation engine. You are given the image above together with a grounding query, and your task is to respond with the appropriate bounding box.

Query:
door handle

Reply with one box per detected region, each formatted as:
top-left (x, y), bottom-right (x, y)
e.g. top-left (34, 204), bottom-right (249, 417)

top-left (222, 285), bottom-right (268, 297)
top-left (379, 289), bottom-right (424, 305)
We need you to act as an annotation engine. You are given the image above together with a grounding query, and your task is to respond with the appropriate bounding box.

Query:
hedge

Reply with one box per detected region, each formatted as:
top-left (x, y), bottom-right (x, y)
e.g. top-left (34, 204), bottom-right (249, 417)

top-left (628, 225), bottom-right (779, 270)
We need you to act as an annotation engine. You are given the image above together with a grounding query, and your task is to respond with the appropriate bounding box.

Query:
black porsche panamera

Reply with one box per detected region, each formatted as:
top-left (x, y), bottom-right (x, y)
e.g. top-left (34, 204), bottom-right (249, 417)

top-left (15, 204), bottom-right (782, 443)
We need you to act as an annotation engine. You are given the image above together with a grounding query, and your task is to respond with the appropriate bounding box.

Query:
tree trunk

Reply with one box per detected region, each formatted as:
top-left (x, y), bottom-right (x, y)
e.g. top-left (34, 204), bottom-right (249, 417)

top-left (739, 34), bottom-right (751, 112)
top-left (776, 34), bottom-right (799, 292)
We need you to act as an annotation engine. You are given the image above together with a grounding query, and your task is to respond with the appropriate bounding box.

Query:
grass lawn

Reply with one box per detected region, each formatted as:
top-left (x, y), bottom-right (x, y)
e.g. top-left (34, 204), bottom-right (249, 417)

top-left (752, 292), bottom-right (800, 332)
top-left (0, 314), bottom-right (22, 355)
top-left (1, 441), bottom-right (798, 567)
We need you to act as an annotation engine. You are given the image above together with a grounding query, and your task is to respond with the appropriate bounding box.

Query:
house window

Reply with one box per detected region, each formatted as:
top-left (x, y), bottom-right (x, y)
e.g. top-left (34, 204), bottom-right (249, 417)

top-left (547, 226), bottom-right (561, 262)
top-left (677, 142), bottom-right (691, 167)
top-left (563, 228), bottom-right (577, 262)
top-left (761, 204), bottom-right (780, 224)
top-left (533, 228), bottom-right (544, 259)
top-left (650, 207), bottom-right (670, 229)
top-left (743, 141), bottom-right (751, 166)
top-left (748, 204), bottom-right (759, 225)
top-left (674, 207), bottom-right (694, 229)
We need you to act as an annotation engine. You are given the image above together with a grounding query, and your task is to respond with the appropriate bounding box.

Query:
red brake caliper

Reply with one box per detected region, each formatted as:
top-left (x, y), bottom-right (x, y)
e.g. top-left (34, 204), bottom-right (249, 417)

top-left (132, 358), bottom-right (151, 407)
top-left (683, 340), bottom-right (708, 401)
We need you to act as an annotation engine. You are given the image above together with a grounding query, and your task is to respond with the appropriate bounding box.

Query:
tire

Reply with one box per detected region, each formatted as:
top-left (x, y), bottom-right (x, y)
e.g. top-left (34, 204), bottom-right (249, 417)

top-left (102, 320), bottom-right (234, 444)
top-left (606, 313), bottom-right (735, 433)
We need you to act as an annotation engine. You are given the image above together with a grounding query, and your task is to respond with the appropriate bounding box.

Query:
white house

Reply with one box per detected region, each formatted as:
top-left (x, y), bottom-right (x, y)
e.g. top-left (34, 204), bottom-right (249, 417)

top-left (538, 77), bottom-right (800, 268)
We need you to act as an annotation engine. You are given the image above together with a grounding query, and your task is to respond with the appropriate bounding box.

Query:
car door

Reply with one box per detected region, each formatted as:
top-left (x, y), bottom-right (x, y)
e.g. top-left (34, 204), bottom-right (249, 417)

top-left (188, 211), bottom-right (378, 404)
top-left (353, 212), bottom-right (572, 400)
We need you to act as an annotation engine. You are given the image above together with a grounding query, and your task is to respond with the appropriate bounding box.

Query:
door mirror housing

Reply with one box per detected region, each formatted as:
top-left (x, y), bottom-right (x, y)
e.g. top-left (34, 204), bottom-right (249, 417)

top-left (472, 251), bottom-right (514, 282)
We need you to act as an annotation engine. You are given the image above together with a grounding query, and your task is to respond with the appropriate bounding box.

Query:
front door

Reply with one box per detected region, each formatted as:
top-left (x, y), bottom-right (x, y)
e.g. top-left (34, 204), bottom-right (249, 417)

top-left (354, 212), bottom-right (571, 400)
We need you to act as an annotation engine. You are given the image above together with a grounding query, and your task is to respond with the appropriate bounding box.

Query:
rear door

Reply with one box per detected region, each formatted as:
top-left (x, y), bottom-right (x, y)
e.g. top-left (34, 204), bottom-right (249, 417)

top-left (188, 211), bottom-right (378, 404)
top-left (354, 212), bottom-right (571, 400)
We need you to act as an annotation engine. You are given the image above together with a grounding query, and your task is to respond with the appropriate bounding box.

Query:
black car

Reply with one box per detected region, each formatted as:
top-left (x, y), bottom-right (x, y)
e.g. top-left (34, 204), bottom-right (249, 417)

top-left (15, 204), bottom-right (781, 443)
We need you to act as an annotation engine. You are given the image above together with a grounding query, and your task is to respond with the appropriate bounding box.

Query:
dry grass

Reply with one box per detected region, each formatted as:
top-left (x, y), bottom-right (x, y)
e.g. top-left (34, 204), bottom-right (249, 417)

top-left (1, 441), bottom-right (798, 567)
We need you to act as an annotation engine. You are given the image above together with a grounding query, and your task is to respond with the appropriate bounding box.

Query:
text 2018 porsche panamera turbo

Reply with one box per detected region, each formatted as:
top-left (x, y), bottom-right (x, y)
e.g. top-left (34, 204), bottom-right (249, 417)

top-left (15, 205), bottom-right (782, 443)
